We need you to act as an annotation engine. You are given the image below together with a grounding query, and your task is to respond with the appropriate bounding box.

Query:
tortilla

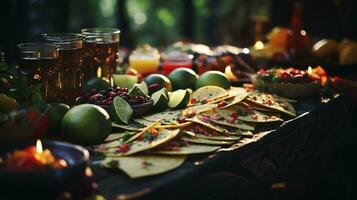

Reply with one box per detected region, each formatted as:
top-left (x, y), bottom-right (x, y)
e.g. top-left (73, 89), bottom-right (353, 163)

top-left (133, 118), bottom-right (157, 126)
top-left (182, 137), bottom-right (234, 146)
top-left (125, 120), bottom-right (161, 143)
top-left (207, 95), bottom-right (235, 105)
top-left (153, 144), bottom-right (220, 155)
top-left (112, 121), bottom-right (146, 131)
top-left (195, 134), bottom-right (241, 141)
top-left (218, 105), bottom-right (283, 123)
top-left (210, 119), bottom-right (256, 131)
top-left (185, 117), bottom-right (229, 134)
top-left (156, 122), bottom-right (193, 129)
top-left (143, 110), bottom-right (182, 124)
top-left (191, 86), bottom-right (228, 103)
top-left (105, 131), bottom-right (136, 142)
top-left (100, 155), bottom-right (186, 178)
top-left (143, 104), bottom-right (217, 124)
top-left (221, 91), bottom-right (249, 109)
top-left (246, 92), bottom-right (296, 117)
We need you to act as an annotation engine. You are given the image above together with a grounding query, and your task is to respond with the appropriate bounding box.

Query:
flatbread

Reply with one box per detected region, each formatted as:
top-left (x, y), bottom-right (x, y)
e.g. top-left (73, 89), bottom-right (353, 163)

top-left (221, 88), bottom-right (249, 109)
top-left (182, 137), bottom-right (234, 146)
top-left (125, 120), bottom-right (161, 143)
top-left (100, 155), bottom-right (186, 178)
top-left (97, 129), bottom-right (180, 156)
top-left (195, 134), bottom-right (241, 141)
top-left (245, 92), bottom-right (296, 117)
top-left (210, 119), bottom-right (256, 131)
top-left (153, 144), bottom-right (220, 155)
top-left (143, 104), bottom-right (217, 124)
top-left (105, 131), bottom-right (136, 142)
top-left (218, 105), bottom-right (283, 123)
top-left (112, 121), bottom-right (146, 131)
top-left (191, 86), bottom-right (228, 102)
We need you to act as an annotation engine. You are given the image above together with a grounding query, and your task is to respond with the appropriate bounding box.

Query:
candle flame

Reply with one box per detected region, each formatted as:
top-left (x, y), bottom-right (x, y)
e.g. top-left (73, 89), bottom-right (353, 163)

top-left (36, 139), bottom-right (43, 153)
top-left (225, 65), bottom-right (239, 81)
top-left (254, 41), bottom-right (264, 50)
top-left (97, 67), bottom-right (102, 77)
top-left (307, 66), bottom-right (313, 75)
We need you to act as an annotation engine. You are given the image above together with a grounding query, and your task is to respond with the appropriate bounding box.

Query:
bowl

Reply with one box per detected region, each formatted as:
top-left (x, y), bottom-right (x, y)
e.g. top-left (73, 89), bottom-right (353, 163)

top-left (101, 99), bottom-right (154, 118)
top-left (251, 75), bottom-right (320, 98)
top-left (0, 140), bottom-right (89, 197)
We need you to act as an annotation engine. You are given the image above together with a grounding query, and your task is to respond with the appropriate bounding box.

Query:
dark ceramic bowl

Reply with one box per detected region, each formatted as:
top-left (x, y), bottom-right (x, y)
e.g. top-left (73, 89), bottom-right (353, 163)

top-left (101, 99), bottom-right (154, 118)
top-left (0, 140), bottom-right (89, 197)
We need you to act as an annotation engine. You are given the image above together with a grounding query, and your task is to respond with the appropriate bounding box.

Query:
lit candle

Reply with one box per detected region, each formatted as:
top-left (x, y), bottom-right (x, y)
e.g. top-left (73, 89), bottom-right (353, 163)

top-left (3, 140), bottom-right (67, 170)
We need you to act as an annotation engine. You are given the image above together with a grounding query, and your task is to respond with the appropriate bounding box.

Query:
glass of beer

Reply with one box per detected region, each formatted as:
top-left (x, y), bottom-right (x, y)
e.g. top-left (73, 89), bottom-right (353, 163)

top-left (17, 43), bottom-right (59, 102)
top-left (81, 28), bottom-right (120, 84)
top-left (43, 33), bottom-right (83, 105)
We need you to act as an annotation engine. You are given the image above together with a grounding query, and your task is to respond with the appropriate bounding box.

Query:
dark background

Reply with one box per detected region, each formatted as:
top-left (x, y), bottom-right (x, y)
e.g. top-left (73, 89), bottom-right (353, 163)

top-left (1, 0), bottom-right (357, 64)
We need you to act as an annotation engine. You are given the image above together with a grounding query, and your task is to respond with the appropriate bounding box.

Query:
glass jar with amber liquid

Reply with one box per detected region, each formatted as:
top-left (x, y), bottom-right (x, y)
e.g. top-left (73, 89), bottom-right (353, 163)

top-left (17, 43), bottom-right (59, 102)
top-left (43, 33), bottom-right (83, 105)
top-left (81, 28), bottom-right (120, 84)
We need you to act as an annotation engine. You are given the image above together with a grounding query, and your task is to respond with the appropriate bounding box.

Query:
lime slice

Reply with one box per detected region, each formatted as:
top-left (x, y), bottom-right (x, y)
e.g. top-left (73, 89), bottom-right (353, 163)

top-left (113, 74), bottom-right (138, 89)
top-left (111, 96), bottom-right (133, 124)
top-left (135, 82), bottom-right (149, 95)
top-left (152, 88), bottom-right (169, 111)
top-left (168, 89), bottom-right (190, 109)
top-left (129, 85), bottom-right (148, 97)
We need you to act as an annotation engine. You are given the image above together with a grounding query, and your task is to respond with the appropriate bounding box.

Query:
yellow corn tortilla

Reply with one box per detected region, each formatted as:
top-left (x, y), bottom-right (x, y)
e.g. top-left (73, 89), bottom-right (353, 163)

top-left (100, 155), bottom-right (186, 178)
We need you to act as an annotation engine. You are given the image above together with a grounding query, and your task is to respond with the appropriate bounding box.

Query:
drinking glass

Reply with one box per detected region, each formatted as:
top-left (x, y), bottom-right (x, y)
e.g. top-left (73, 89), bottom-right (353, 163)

top-left (17, 43), bottom-right (59, 102)
top-left (81, 28), bottom-right (120, 84)
top-left (43, 33), bottom-right (83, 104)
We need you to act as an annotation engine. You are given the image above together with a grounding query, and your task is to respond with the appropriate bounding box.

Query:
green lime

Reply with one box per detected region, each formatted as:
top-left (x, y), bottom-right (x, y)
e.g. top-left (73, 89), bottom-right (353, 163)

top-left (113, 74), bottom-right (138, 89)
top-left (168, 68), bottom-right (198, 90)
top-left (111, 96), bottom-right (133, 124)
top-left (144, 74), bottom-right (172, 94)
top-left (129, 84), bottom-right (148, 97)
top-left (46, 103), bottom-right (70, 133)
top-left (168, 89), bottom-right (190, 109)
top-left (84, 78), bottom-right (111, 93)
top-left (151, 88), bottom-right (169, 111)
top-left (195, 71), bottom-right (231, 89)
top-left (134, 81), bottom-right (149, 95)
top-left (61, 104), bottom-right (111, 145)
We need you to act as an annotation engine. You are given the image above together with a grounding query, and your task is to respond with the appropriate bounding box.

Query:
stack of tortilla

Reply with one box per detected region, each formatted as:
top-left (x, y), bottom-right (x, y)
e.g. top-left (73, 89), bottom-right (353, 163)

top-left (92, 86), bottom-right (296, 178)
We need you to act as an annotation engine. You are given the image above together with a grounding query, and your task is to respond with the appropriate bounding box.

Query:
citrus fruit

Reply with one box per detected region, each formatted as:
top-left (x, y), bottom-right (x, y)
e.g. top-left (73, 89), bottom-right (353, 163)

top-left (112, 96), bottom-right (133, 124)
top-left (129, 84), bottom-right (148, 97)
top-left (84, 78), bottom-right (111, 93)
top-left (195, 71), bottom-right (231, 89)
top-left (61, 104), bottom-right (111, 145)
top-left (151, 88), bottom-right (169, 111)
top-left (134, 81), bottom-right (149, 95)
top-left (168, 89), bottom-right (190, 109)
top-left (144, 74), bottom-right (172, 94)
top-left (168, 68), bottom-right (198, 90)
top-left (0, 94), bottom-right (19, 113)
top-left (113, 74), bottom-right (138, 89)
top-left (46, 103), bottom-right (70, 133)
